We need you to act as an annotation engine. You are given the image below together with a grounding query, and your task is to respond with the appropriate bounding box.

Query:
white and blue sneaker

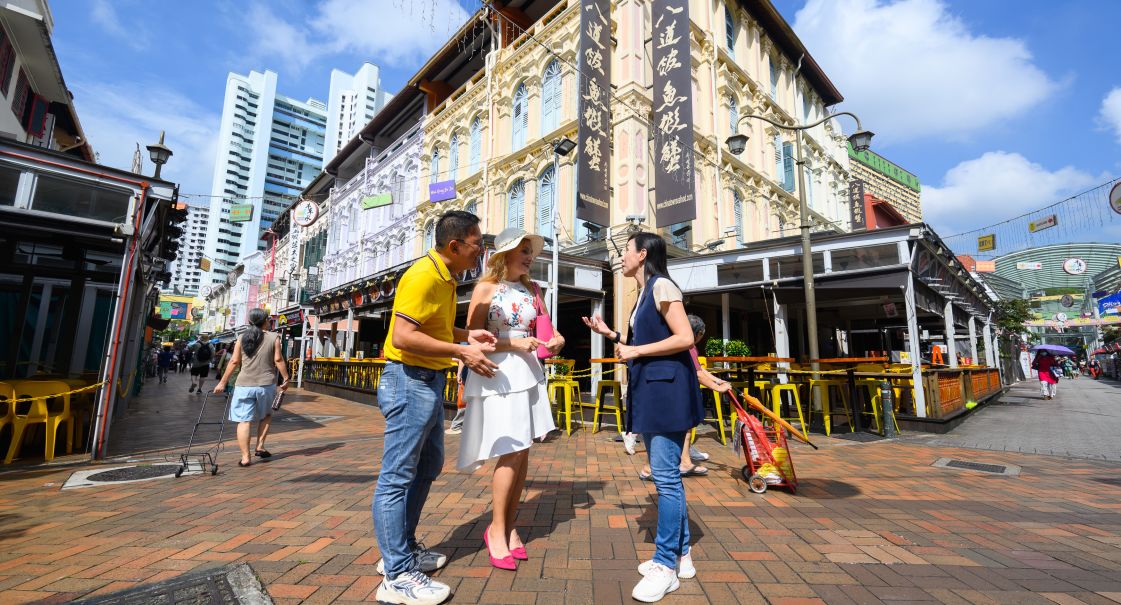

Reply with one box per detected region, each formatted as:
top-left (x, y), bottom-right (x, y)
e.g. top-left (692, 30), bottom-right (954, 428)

top-left (376, 543), bottom-right (448, 575)
top-left (374, 570), bottom-right (450, 605)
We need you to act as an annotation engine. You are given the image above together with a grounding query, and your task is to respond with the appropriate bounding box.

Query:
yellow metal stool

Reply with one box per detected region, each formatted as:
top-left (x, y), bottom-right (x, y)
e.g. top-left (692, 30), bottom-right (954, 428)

top-left (699, 386), bottom-right (728, 445)
top-left (806, 379), bottom-right (853, 436)
top-left (769, 383), bottom-right (808, 432)
top-left (857, 380), bottom-right (900, 434)
top-left (549, 379), bottom-right (584, 435)
top-left (591, 380), bottom-right (624, 433)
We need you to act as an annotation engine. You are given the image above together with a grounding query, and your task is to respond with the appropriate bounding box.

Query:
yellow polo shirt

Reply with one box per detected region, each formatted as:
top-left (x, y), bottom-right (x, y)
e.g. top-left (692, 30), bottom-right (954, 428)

top-left (382, 250), bottom-right (458, 370)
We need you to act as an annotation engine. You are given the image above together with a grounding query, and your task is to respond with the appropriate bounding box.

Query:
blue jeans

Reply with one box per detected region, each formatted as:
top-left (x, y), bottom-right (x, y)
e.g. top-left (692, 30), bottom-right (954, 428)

top-left (643, 431), bottom-right (691, 569)
top-left (373, 361), bottom-right (447, 579)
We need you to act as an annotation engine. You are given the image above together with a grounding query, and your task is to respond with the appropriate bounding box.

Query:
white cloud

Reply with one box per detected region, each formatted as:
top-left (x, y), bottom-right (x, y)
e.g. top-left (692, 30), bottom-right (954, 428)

top-left (71, 80), bottom-right (219, 199)
top-left (1099, 87), bottom-right (1121, 144)
top-left (245, 0), bottom-right (472, 75)
top-left (793, 0), bottom-right (1058, 143)
top-left (89, 0), bottom-right (148, 50)
top-left (923, 152), bottom-right (1097, 234)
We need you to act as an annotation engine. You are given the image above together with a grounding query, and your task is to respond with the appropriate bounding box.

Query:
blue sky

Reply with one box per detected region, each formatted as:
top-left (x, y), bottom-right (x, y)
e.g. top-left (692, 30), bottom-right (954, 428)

top-left (52, 0), bottom-right (1121, 244)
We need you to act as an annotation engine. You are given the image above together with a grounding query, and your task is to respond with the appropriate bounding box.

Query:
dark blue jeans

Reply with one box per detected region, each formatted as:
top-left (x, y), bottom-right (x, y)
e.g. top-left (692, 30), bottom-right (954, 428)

top-left (373, 361), bottom-right (446, 578)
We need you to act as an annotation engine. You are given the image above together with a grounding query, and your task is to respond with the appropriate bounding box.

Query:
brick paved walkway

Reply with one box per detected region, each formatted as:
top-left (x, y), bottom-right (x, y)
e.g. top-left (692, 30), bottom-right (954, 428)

top-left (1, 370), bottom-right (1120, 604)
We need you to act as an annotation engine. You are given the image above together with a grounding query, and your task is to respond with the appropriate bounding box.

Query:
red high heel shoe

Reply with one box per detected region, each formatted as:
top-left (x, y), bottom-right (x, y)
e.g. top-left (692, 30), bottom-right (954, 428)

top-left (484, 525), bottom-right (517, 570)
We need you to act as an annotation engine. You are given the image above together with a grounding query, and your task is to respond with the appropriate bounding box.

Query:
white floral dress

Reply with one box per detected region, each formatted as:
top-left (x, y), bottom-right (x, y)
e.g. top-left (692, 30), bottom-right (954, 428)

top-left (457, 280), bottom-right (555, 471)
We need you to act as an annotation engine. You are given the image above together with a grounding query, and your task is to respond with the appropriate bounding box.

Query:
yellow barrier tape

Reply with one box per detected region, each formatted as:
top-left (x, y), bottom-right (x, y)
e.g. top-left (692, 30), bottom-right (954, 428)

top-left (4, 381), bottom-right (108, 404)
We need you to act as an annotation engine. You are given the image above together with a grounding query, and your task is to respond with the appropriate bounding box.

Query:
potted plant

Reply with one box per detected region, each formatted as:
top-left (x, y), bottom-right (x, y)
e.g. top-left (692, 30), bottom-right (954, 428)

top-left (704, 338), bottom-right (726, 357)
top-left (725, 339), bottom-right (752, 358)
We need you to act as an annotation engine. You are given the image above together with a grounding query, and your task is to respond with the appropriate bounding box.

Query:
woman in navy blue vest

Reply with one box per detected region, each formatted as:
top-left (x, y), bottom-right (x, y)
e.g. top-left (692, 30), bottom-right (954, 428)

top-left (582, 232), bottom-right (704, 603)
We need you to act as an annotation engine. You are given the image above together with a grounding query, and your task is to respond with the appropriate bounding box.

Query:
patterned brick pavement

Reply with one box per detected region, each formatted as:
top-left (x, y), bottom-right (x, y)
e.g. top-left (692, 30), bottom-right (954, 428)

top-left (1, 370), bottom-right (1120, 604)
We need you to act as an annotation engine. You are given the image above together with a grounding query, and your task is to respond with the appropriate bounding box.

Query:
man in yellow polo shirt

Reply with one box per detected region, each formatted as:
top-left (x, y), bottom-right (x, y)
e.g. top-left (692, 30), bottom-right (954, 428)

top-left (374, 210), bottom-right (497, 605)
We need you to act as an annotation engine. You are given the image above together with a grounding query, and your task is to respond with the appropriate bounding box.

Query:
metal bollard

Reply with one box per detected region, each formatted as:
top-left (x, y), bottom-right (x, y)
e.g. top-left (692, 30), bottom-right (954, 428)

top-left (879, 380), bottom-right (897, 438)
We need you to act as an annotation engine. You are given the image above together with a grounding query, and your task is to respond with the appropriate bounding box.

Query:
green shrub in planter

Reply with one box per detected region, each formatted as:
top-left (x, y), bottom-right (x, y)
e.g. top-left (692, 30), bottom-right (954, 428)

top-left (704, 338), bottom-right (726, 357)
top-left (725, 339), bottom-right (752, 357)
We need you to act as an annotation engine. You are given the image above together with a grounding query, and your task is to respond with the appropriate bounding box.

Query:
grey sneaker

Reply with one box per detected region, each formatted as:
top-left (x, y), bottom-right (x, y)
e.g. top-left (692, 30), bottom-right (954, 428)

top-left (374, 570), bottom-right (450, 605)
top-left (376, 543), bottom-right (448, 575)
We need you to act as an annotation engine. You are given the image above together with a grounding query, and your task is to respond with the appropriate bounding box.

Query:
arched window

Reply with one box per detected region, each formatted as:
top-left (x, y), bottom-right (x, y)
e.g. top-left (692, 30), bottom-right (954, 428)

top-left (429, 148), bottom-right (440, 183)
top-left (541, 59), bottom-right (562, 134)
top-left (725, 4), bottom-right (736, 54)
top-left (728, 94), bottom-right (738, 137)
top-left (507, 179), bottom-right (525, 229)
top-left (423, 220), bottom-right (434, 251)
top-left (511, 83), bottom-right (528, 151)
top-left (448, 134), bottom-right (459, 181)
top-left (469, 117), bottom-right (482, 174)
top-left (537, 165), bottom-right (555, 240)
top-left (733, 189), bottom-right (744, 246)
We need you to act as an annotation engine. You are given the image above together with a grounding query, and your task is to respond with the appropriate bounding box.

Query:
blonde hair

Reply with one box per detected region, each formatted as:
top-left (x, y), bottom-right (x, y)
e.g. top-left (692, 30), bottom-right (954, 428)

top-left (481, 249), bottom-right (533, 289)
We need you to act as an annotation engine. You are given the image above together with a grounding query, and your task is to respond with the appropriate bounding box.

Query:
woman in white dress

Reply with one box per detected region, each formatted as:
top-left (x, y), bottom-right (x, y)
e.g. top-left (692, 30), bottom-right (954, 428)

top-left (458, 227), bottom-right (564, 570)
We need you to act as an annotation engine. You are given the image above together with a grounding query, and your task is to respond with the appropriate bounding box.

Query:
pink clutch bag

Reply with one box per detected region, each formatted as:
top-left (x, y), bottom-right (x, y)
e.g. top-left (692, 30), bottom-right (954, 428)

top-left (532, 283), bottom-right (554, 359)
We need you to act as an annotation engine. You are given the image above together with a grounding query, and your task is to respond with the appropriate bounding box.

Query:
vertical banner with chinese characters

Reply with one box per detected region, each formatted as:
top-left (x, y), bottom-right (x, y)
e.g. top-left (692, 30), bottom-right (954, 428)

top-left (651, 0), bottom-right (696, 228)
top-left (576, 0), bottom-right (611, 228)
top-left (848, 179), bottom-right (867, 231)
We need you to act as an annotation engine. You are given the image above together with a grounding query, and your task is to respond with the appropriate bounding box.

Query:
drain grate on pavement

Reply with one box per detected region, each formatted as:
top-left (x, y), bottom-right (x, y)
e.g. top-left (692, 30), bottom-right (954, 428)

top-left (932, 457), bottom-right (1021, 476)
top-left (86, 464), bottom-right (181, 482)
top-left (71, 562), bottom-right (272, 605)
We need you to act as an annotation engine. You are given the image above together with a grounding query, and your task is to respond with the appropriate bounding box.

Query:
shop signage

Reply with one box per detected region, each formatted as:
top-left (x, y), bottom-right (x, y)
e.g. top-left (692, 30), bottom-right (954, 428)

top-left (1110, 182), bottom-right (1121, 215)
top-left (198, 256), bottom-right (211, 271)
top-left (1028, 214), bottom-right (1057, 233)
top-left (230, 204), bottom-right (253, 222)
top-left (428, 180), bottom-right (456, 203)
top-left (361, 193), bottom-right (392, 209)
top-left (200, 285), bottom-right (213, 297)
top-left (882, 302), bottom-right (898, 318)
top-left (974, 260), bottom-right (996, 272)
top-left (292, 200), bottom-right (320, 227)
top-left (575, 0), bottom-right (611, 228)
top-left (977, 234), bottom-right (995, 252)
top-left (275, 308), bottom-right (303, 327)
top-left (846, 143), bottom-right (921, 192)
top-left (848, 179), bottom-right (867, 231)
top-left (159, 301), bottom-right (189, 319)
top-left (650, 0), bottom-right (696, 228)
top-left (1062, 257), bottom-right (1087, 275)
top-left (1060, 294), bottom-right (1075, 308)
top-left (1099, 292), bottom-right (1121, 316)
top-left (1015, 261), bottom-right (1042, 270)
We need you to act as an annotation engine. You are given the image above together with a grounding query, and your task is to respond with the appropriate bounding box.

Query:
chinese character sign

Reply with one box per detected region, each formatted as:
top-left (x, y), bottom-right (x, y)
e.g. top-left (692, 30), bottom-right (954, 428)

top-left (848, 179), bottom-right (867, 230)
top-left (576, 0), bottom-right (611, 228)
top-left (651, 0), bottom-right (696, 228)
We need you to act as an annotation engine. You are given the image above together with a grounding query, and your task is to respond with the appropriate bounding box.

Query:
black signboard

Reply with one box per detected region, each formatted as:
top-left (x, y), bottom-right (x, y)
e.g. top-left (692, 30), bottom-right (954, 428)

top-left (576, 0), bottom-right (611, 228)
top-left (848, 179), bottom-right (867, 231)
top-left (651, 0), bottom-right (696, 228)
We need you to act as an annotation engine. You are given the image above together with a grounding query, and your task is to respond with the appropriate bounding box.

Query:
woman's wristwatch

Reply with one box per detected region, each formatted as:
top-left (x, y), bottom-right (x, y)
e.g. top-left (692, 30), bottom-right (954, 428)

top-left (611, 330), bottom-right (621, 344)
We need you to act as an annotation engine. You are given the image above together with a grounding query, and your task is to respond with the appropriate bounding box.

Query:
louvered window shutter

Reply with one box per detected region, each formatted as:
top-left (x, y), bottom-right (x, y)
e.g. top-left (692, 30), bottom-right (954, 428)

top-left (774, 135), bottom-right (783, 180)
top-left (538, 167), bottom-right (554, 240)
top-left (782, 142), bottom-right (795, 192)
top-left (430, 149), bottom-right (440, 183)
top-left (542, 60), bottom-right (560, 133)
top-left (725, 5), bottom-right (736, 53)
top-left (508, 180), bottom-right (525, 229)
top-left (733, 190), bottom-right (744, 245)
top-left (448, 134), bottom-right (459, 181)
top-left (512, 84), bottom-right (527, 150)
top-left (729, 96), bottom-right (738, 137)
top-left (469, 118), bottom-right (482, 174)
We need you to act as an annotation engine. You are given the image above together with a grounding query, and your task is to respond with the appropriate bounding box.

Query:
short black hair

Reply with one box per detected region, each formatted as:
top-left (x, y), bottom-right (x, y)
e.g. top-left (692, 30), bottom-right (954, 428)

top-left (435, 210), bottom-right (481, 248)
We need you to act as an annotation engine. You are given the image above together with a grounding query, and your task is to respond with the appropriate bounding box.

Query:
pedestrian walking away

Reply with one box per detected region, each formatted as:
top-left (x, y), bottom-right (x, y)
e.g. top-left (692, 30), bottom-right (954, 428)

top-left (1032, 350), bottom-right (1059, 400)
top-left (212, 309), bottom-right (290, 467)
top-left (457, 227), bottom-right (563, 571)
top-left (189, 338), bottom-right (213, 394)
top-left (582, 232), bottom-right (704, 603)
top-left (157, 345), bottom-right (174, 384)
top-left (372, 210), bottom-right (498, 605)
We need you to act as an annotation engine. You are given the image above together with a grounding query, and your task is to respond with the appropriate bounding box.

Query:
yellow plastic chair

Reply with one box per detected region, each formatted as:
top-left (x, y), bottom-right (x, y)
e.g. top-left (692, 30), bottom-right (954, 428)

top-left (4, 380), bottom-right (73, 464)
top-left (591, 380), bottom-right (623, 433)
top-left (769, 382), bottom-right (808, 432)
top-left (549, 379), bottom-right (583, 435)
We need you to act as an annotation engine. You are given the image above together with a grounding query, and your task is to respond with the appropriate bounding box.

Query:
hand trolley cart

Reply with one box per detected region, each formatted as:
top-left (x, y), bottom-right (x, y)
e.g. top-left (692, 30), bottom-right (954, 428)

top-left (727, 391), bottom-right (816, 495)
top-left (175, 391), bottom-right (230, 477)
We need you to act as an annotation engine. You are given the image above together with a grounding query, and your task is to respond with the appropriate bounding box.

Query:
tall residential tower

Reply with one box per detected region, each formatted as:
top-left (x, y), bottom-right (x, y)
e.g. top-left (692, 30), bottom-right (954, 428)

top-left (167, 201), bottom-right (209, 294)
top-left (203, 70), bottom-right (326, 283)
top-left (324, 62), bottom-right (391, 164)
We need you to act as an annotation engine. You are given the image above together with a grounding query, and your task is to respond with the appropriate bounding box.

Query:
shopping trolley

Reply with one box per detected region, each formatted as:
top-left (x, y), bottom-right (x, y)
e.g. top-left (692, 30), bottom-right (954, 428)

top-left (175, 391), bottom-right (230, 477)
top-left (727, 391), bottom-right (815, 495)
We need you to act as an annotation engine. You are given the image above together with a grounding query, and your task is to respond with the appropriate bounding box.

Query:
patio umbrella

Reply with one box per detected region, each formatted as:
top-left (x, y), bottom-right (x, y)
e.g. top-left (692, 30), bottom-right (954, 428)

top-left (1030, 344), bottom-right (1075, 356)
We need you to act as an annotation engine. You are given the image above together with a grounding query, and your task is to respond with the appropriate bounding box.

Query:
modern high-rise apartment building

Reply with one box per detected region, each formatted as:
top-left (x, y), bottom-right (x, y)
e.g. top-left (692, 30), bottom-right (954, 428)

top-left (324, 62), bottom-right (391, 164)
top-left (167, 202), bottom-right (209, 294)
top-left (848, 144), bottom-right (922, 224)
top-left (203, 69), bottom-right (326, 283)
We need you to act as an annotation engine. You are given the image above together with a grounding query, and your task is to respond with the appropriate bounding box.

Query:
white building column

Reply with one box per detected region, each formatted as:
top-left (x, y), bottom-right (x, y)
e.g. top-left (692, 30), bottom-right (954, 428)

top-left (904, 273), bottom-right (927, 417)
top-left (968, 316), bottom-right (978, 364)
top-left (590, 297), bottom-right (605, 397)
top-left (773, 296), bottom-right (790, 384)
top-left (944, 300), bottom-right (959, 369)
top-left (982, 321), bottom-right (994, 368)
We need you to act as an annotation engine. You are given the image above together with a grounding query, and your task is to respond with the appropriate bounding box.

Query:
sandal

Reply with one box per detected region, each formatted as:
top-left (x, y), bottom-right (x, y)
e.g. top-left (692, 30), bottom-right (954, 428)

top-left (254, 450), bottom-right (272, 458)
top-left (638, 470), bottom-right (653, 481)
top-left (680, 465), bottom-right (709, 477)
top-left (238, 460), bottom-right (251, 467)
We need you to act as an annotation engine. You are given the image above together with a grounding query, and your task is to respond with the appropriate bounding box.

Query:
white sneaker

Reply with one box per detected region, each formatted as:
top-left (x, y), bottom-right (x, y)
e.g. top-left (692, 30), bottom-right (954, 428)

top-left (445, 426), bottom-right (462, 435)
top-left (376, 543), bottom-right (448, 575)
top-left (631, 562), bottom-right (680, 602)
top-left (375, 570), bottom-right (450, 605)
top-left (637, 552), bottom-right (696, 579)
top-left (623, 432), bottom-right (637, 455)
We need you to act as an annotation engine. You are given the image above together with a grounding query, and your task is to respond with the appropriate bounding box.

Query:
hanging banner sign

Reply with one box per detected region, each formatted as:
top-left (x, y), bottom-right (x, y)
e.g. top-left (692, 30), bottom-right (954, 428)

top-left (1015, 261), bottom-right (1042, 270)
top-left (848, 179), bottom-right (867, 231)
top-left (1099, 292), bottom-right (1121, 316)
top-left (428, 180), bottom-right (457, 203)
top-left (292, 200), bottom-right (320, 227)
top-left (1027, 316), bottom-right (1121, 327)
top-left (974, 260), bottom-right (996, 272)
top-left (651, 0), bottom-right (696, 228)
top-left (1028, 214), bottom-right (1057, 232)
top-left (1062, 258), bottom-right (1087, 275)
top-left (361, 193), bottom-right (392, 209)
top-left (977, 234), bottom-right (995, 252)
top-left (575, 0), bottom-right (611, 228)
top-left (230, 204), bottom-right (253, 222)
top-left (1110, 182), bottom-right (1121, 215)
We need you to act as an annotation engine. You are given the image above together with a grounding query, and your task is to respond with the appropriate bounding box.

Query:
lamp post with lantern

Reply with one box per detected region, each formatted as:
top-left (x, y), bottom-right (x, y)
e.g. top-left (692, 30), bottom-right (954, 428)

top-left (146, 131), bottom-right (173, 180)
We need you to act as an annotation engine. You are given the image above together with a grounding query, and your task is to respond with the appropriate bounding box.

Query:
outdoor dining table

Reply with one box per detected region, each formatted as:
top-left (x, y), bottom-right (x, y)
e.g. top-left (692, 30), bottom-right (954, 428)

top-left (703, 356), bottom-right (794, 396)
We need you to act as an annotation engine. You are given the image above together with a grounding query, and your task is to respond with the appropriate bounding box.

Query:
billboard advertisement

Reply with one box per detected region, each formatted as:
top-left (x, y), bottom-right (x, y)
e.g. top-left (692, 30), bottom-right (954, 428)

top-left (159, 301), bottom-right (189, 319)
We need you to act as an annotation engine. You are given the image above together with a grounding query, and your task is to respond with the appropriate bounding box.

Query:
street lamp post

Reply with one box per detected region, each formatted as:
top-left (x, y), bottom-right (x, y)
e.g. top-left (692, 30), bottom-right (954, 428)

top-left (550, 137), bottom-right (577, 315)
top-left (725, 112), bottom-right (873, 364)
top-left (146, 131), bottom-right (173, 180)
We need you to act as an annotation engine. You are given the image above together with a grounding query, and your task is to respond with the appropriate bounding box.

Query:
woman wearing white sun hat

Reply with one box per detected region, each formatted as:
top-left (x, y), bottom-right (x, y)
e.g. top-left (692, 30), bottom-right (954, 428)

top-left (458, 227), bottom-right (564, 571)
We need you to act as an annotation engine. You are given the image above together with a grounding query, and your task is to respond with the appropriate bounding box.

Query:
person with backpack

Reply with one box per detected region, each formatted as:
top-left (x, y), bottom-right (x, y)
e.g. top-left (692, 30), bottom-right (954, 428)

top-left (189, 338), bottom-right (214, 394)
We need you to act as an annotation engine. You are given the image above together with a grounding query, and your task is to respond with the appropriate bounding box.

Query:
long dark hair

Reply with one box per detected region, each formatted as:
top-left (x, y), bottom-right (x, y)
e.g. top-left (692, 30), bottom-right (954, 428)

top-left (241, 308), bottom-right (270, 357)
top-left (629, 231), bottom-right (678, 291)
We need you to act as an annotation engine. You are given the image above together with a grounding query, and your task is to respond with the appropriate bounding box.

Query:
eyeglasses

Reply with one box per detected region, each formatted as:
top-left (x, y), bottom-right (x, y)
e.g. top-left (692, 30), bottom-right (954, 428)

top-left (457, 238), bottom-right (483, 250)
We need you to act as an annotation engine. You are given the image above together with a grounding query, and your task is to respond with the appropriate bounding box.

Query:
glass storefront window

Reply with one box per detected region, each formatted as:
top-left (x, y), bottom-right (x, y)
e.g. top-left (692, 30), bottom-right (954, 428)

top-left (830, 244), bottom-right (900, 272)
top-left (31, 173), bottom-right (132, 223)
top-left (0, 165), bottom-right (20, 206)
top-left (716, 259), bottom-right (765, 286)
